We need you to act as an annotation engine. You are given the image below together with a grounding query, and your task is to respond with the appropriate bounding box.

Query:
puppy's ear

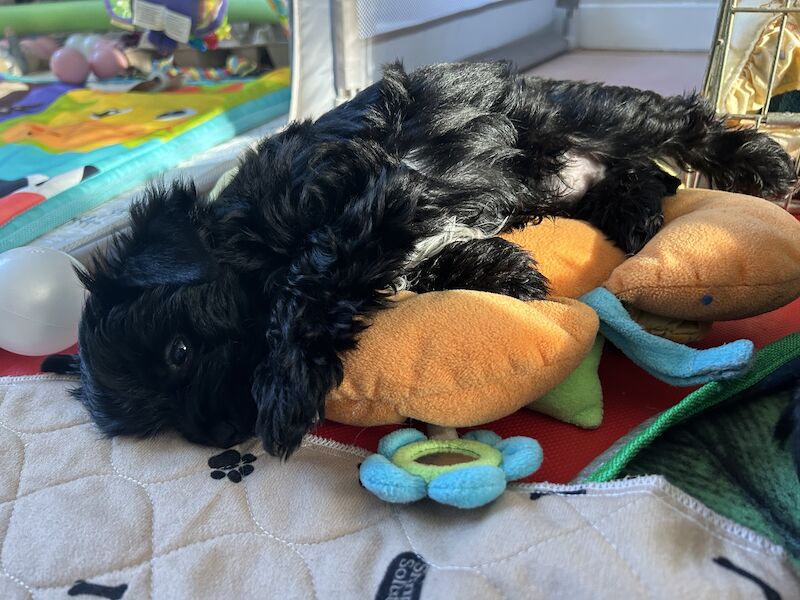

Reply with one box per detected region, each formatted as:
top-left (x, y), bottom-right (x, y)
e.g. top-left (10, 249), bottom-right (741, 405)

top-left (103, 183), bottom-right (218, 289)
top-left (251, 292), bottom-right (361, 458)
top-left (252, 343), bottom-right (341, 459)
top-left (41, 353), bottom-right (81, 375)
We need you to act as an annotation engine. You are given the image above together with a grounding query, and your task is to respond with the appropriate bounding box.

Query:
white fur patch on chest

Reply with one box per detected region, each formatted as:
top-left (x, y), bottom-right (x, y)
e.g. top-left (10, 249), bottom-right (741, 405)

top-left (403, 219), bottom-right (494, 270)
top-left (395, 218), bottom-right (500, 290)
top-left (552, 151), bottom-right (606, 206)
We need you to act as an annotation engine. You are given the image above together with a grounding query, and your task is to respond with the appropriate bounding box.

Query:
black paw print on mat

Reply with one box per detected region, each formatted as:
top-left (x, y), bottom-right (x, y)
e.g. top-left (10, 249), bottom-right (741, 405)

top-left (208, 449), bottom-right (256, 483)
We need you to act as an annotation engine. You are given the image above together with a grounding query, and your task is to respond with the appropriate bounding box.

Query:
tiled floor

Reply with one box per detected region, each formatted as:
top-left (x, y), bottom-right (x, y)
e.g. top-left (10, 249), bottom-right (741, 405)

top-left (526, 50), bottom-right (709, 97)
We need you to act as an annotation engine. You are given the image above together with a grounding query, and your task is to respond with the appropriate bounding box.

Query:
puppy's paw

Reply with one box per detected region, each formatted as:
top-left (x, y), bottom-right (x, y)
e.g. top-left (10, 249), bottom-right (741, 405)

top-left (713, 130), bottom-right (798, 199)
top-left (406, 236), bottom-right (549, 301)
top-left (571, 162), bottom-right (672, 256)
top-left (499, 267), bottom-right (549, 301)
top-left (617, 211), bottom-right (665, 256)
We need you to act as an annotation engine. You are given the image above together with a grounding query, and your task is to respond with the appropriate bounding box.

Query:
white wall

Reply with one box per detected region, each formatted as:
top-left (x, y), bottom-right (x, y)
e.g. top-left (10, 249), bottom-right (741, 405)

top-left (575, 1), bottom-right (719, 51)
top-left (368, 0), bottom-right (559, 73)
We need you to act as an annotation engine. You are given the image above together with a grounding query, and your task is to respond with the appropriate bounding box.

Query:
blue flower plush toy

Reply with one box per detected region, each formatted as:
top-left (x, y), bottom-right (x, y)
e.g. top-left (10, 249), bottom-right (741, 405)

top-left (359, 429), bottom-right (543, 509)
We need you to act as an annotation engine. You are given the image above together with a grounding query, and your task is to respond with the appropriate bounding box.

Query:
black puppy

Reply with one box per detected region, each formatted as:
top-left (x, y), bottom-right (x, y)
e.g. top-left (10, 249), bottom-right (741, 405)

top-left (44, 61), bottom-right (797, 460)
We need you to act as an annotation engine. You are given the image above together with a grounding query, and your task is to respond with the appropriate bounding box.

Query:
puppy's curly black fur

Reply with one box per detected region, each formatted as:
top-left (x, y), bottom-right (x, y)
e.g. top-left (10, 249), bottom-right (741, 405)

top-left (43, 61), bottom-right (798, 461)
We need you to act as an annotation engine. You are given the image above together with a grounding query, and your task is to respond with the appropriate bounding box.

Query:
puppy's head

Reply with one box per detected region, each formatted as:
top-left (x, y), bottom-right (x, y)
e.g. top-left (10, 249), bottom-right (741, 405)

top-left (45, 184), bottom-right (261, 448)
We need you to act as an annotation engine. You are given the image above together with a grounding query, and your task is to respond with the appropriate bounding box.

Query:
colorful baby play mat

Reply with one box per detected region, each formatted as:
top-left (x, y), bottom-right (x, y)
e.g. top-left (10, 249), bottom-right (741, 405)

top-left (0, 68), bottom-right (290, 252)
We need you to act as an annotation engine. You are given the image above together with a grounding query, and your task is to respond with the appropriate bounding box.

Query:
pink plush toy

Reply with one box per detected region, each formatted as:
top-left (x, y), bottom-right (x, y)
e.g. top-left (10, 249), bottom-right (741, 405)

top-left (19, 36), bottom-right (57, 62)
top-left (49, 47), bottom-right (90, 84)
top-left (89, 44), bottom-right (128, 79)
top-left (50, 38), bottom-right (129, 84)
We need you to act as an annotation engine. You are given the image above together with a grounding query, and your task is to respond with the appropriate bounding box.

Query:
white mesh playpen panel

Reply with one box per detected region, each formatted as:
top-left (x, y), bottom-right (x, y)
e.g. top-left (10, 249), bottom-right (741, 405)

top-left (288, 0), bottom-right (567, 121)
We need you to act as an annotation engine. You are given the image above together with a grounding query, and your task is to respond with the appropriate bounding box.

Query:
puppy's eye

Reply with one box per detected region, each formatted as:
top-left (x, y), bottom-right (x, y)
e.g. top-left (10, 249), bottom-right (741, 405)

top-left (166, 336), bottom-right (191, 370)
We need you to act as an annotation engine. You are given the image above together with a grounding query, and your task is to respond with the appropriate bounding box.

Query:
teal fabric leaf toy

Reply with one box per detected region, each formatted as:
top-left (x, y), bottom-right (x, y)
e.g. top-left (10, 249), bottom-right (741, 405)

top-left (580, 287), bottom-right (755, 386)
top-left (359, 429), bottom-right (543, 508)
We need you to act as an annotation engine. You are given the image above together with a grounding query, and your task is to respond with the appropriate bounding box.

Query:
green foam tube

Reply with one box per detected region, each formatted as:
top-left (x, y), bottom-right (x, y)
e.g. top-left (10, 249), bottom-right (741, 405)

top-left (0, 0), bottom-right (279, 35)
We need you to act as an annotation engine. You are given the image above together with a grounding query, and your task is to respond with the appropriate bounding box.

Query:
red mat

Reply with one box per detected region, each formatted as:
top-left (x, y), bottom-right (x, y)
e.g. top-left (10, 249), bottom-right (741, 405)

top-left (315, 298), bottom-right (800, 482)
top-left (3, 299), bottom-right (799, 483)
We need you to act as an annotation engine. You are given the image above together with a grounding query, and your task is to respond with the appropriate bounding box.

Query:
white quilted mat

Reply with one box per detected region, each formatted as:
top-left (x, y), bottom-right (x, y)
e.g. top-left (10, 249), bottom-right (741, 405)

top-left (1, 376), bottom-right (798, 599)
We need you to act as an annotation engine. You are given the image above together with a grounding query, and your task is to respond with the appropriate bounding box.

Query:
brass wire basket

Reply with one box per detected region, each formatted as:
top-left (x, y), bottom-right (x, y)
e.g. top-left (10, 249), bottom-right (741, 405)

top-left (697, 0), bottom-right (800, 212)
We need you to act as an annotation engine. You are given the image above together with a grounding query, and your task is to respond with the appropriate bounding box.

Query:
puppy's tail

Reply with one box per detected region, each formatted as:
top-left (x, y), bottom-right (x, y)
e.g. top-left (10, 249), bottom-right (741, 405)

top-left (253, 167), bottom-right (419, 459)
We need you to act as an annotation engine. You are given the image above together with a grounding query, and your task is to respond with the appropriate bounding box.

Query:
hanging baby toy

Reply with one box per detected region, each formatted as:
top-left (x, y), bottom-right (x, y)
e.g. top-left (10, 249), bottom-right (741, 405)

top-left (104, 0), bottom-right (231, 54)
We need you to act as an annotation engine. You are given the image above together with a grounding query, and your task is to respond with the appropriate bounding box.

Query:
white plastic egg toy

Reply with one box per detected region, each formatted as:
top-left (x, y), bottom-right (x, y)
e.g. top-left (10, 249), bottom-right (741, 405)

top-left (63, 34), bottom-right (86, 52)
top-left (0, 247), bottom-right (87, 356)
top-left (80, 34), bottom-right (104, 57)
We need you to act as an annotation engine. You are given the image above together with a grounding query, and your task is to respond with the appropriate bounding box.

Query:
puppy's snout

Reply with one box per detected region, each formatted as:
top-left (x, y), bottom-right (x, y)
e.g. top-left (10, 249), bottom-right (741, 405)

top-left (210, 422), bottom-right (250, 448)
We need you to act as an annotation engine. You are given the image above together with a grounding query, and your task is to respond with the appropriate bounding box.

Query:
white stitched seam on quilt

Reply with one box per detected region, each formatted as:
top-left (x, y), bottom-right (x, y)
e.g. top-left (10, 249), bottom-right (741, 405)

top-left (392, 494), bottom-right (647, 573)
top-left (546, 484), bottom-right (791, 558)
top-left (472, 565), bottom-right (509, 600)
top-left (657, 476), bottom-right (790, 553)
top-left (0, 374), bottom-right (79, 385)
top-left (0, 421), bottom-right (33, 598)
top-left (561, 490), bottom-right (791, 558)
top-left (0, 422), bottom-right (24, 503)
top-left (109, 443), bottom-right (155, 598)
top-left (0, 379), bottom-right (89, 436)
top-left (0, 571), bottom-right (32, 597)
top-left (562, 495), bottom-right (653, 600)
top-left (241, 478), bottom-right (319, 600)
top-left (641, 489), bottom-right (789, 559)
top-left (389, 506), bottom-right (508, 600)
top-left (515, 476), bottom-right (789, 557)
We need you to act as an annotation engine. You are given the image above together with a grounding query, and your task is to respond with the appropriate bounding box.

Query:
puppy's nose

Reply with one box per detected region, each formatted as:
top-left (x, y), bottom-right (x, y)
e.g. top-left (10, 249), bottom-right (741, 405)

top-left (210, 422), bottom-right (247, 448)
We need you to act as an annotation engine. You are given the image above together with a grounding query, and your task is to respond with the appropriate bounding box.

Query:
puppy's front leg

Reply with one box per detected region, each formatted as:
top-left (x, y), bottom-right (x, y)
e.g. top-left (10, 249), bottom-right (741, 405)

top-left (404, 237), bottom-right (548, 300)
